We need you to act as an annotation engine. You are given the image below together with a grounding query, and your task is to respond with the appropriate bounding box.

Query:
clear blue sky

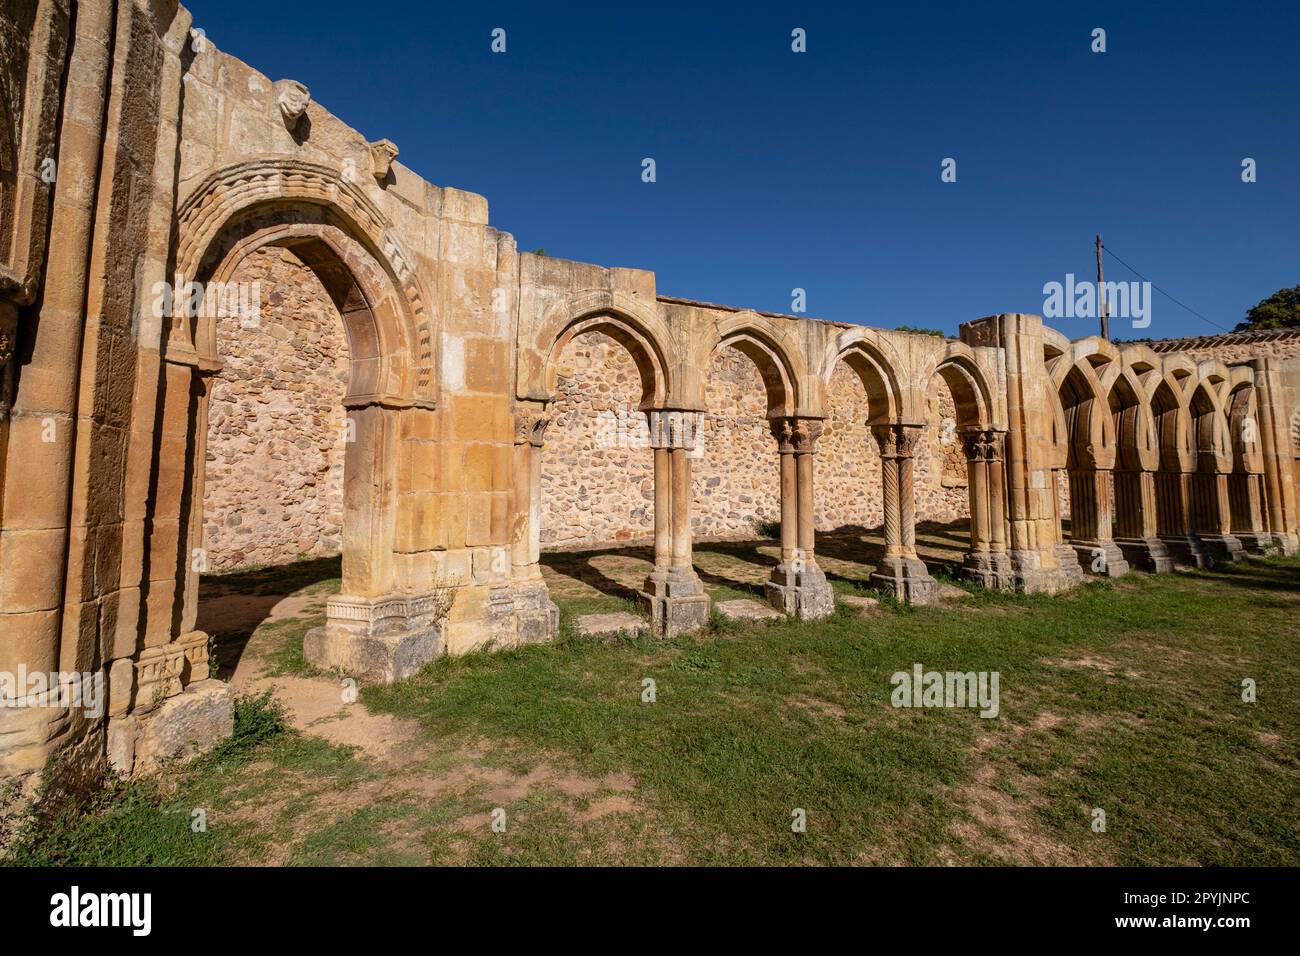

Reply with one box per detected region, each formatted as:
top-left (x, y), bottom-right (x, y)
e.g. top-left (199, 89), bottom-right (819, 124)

top-left (185, 0), bottom-right (1300, 339)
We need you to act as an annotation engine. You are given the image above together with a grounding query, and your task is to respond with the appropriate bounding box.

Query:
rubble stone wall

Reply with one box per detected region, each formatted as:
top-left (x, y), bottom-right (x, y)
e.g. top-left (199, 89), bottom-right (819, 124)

top-left (538, 331), bottom-right (970, 551)
top-left (203, 247), bottom-right (350, 570)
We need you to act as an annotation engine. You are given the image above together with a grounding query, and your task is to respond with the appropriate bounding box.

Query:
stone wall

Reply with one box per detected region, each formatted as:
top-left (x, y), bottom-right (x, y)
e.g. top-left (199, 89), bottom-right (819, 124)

top-left (203, 247), bottom-right (350, 570)
top-left (1148, 329), bottom-right (1300, 365)
top-left (539, 331), bottom-right (970, 550)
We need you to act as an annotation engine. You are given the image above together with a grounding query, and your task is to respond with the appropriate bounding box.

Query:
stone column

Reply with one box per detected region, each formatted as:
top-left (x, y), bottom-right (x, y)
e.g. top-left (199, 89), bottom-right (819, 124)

top-left (1065, 467), bottom-right (1130, 576)
top-left (509, 403), bottom-right (558, 644)
top-left (869, 423), bottom-right (939, 604)
top-left (1228, 470), bottom-right (1271, 554)
top-left (961, 429), bottom-right (1014, 588)
top-left (1251, 358), bottom-right (1300, 554)
top-left (638, 410), bottom-right (710, 635)
top-left (1155, 467), bottom-right (1210, 568)
top-left (1049, 468), bottom-right (1087, 585)
top-left (764, 417), bottom-right (835, 618)
top-left (1189, 470), bottom-right (1245, 564)
top-left (1112, 469), bottom-right (1174, 571)
top-left (961, 314), bottom-right (1082, 593)
top-left (306, 402), bottom-right (441, 682)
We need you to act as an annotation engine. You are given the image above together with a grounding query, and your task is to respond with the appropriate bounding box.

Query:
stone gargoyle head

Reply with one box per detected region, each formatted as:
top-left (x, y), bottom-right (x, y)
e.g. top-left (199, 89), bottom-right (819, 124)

top-left (273, 79), bottom-right (311, 128)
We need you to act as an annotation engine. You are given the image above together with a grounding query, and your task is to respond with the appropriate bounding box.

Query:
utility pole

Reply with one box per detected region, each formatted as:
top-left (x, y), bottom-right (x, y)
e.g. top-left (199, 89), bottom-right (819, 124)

top-left (1096, 233), bottom-right (1110, 340)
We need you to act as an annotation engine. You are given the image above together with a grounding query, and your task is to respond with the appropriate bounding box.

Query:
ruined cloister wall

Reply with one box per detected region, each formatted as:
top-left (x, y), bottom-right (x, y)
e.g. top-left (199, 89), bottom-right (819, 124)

top-left (4, 0), bottom-right (1299, 784)
top-left (539, 331), bottom-right (968, 551)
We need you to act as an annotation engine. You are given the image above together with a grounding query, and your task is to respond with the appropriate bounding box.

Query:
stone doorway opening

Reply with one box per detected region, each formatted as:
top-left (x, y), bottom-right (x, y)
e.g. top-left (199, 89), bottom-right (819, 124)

top-left (196, 242), bottom-right (351, 676)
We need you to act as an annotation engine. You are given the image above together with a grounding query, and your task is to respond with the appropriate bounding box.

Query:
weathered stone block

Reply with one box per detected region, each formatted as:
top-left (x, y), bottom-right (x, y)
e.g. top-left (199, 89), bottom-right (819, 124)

top-left (574, 612), bottom-right (648, 640)
top-left (131, 679), bottom-right (234, 775)
top-left (715, 599), bottom-right (783, 623)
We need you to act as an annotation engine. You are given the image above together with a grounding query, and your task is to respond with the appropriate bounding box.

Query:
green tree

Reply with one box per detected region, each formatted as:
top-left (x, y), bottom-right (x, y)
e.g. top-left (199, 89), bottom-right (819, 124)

top-left (1235, 286), bottom-right (1300, 331)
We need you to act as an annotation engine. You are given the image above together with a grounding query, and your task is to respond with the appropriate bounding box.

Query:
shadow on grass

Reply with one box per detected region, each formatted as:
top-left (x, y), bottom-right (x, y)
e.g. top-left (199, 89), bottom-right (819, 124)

top-left (197, 555), bottom-right (341, 679)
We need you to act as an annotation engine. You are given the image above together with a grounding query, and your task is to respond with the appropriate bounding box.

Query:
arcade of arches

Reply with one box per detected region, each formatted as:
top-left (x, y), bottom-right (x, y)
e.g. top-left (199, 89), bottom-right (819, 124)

top-left (3, 0), bottom-right (1300, 778)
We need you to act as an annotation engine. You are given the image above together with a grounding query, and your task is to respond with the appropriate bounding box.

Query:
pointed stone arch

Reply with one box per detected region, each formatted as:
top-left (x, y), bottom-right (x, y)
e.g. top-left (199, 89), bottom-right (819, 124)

top-left (522, 290), bottom-right (676, 409)
top-left (822, 327), bottom-right (908, 424)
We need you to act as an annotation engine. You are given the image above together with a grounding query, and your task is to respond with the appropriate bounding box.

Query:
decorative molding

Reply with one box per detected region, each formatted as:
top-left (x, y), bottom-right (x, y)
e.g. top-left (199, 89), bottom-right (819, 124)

top-left (172, 158), bottom-right (435, 403)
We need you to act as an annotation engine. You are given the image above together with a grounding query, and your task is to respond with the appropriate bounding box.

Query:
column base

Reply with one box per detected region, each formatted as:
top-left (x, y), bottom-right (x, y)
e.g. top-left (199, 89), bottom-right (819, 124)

top-left (1008, 550), bottom-right (1084, 594)
top-left (304, 591), bottom-right (447, 683)
top-left (1197, 533), bottom-right (1246, 566)
top-left (870, 557), bottom-right (939, 605)
top-left (1158, 533), bottom-right (1211, 569)
top-left (1069, 540), bottom-right (1130, 577)
top-left (510, 578), bottom-right (560, 645)
top-left (110, 679), bottom-right (235, 777)
top-left (1272, 531), bottom-right (1300, 556)
top-left (638, 569), bottom-right (711, 637)
top-left (1114, 536), bottom-right (1175, 573)
top-left (765, 563), bottom-right (836, 620)
top-left (1055, 544), bottom-right (1087, 587)
top-left (961, 551), bottom-right (1015, 590)
top-left (1232, 531), bottom-right (1278, 556)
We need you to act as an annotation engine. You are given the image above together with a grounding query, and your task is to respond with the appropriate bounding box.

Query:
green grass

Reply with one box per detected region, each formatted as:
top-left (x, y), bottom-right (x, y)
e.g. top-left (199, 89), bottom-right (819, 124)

top-left (6, 551), bottom-right (1298, 866)
top-left (362, 555), bottom-right (1300, 865)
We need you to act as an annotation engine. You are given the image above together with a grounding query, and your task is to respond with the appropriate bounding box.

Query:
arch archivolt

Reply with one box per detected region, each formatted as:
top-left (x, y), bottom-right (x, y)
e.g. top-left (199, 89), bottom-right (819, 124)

top-left (1189, 379), bottom-right (1234, 475)
top-left (705, 312), bottom-right (808, 418)
top-left (173, 157), bottom-right (435, 406)
top-left (1225, 382), bottom-right (1264, 475)
top-left (196, 217), bottom-right (411, 407)
top-left (1108, 368), bottom-right (1160, 473)
top-left (1055, 359), bottom-right (1116, 471)
top-left (926, 342), bottom-right (998, 431)
top-left (820, 327), bottom-right (909, 424)
top-left (524, 290), bottom-right (677, 409)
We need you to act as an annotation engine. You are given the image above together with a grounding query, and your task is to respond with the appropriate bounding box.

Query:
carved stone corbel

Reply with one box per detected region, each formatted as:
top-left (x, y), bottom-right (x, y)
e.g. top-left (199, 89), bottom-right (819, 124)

top-left (368, 139), bottom-right (399, 181)
top-left (273, 79), bottom-right (311, 129)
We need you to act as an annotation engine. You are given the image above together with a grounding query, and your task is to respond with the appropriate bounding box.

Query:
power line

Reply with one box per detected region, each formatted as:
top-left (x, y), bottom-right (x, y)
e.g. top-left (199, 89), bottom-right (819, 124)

top-left (1098, 243), bottom-right (1235, 334)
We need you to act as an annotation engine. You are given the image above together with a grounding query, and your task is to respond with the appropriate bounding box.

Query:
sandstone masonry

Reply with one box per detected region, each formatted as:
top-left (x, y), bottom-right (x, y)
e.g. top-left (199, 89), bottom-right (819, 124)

top-left (2, 1), bottom-right (1298, 782)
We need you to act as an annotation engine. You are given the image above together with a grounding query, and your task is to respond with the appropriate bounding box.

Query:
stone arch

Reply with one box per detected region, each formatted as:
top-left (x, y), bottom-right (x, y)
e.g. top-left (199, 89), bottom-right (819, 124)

top-left (169, 162), bottom-right (433, 661)
top-left (1185, 374), bottom-right (1243, 560)
top-left (1189, 379), bottom-right (1233, 476)
top-left (196, 216), bottom-right (411, 407)
top-left (709, 314), bottom-right (803, 419)
top-left (929, 347), bottom-right (1007, 587)
top-left (173, 157), bottom-right (434, 405)
top-left (823, 328), bottom-right (907, 424)
top-left (1224, 373), bottom-right (1264, 476)
top-left (930, 344), bottom-right (995, 431)
top-left (1050, 357), bottom-right (1124, 574)
top-left (1057, 361), bottom-right (1116, 471)
top-left (526, 290), bottom-right (675, 409)
top-left (1150, 375), bottom-right (1192, 473)
top-left (1108, 369), bottom-right (1159, 474)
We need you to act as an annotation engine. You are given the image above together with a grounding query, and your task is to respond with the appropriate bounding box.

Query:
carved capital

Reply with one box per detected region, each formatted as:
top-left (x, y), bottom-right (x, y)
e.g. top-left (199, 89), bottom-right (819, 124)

top-left (872, 423), bottom-right (922, 459)
top-left (770, 416), bottom-right (823, 454)
top-left (963, 429), bottom-right (1005, 463)
top-left (514, 410), bottom-right (550, 448)
top-left (647, 409), bottom-right (704, 451)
